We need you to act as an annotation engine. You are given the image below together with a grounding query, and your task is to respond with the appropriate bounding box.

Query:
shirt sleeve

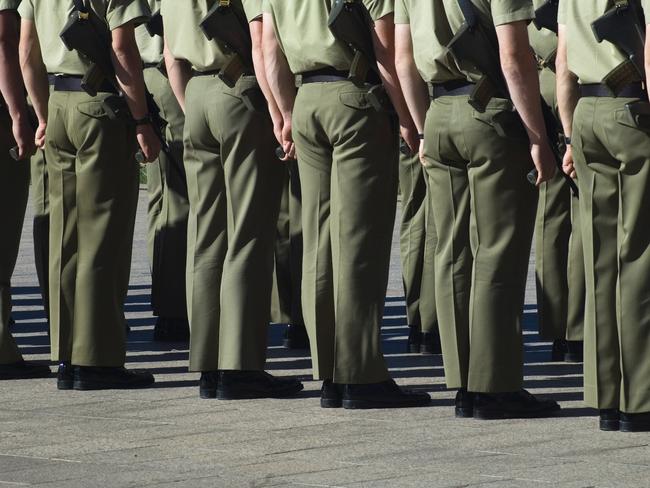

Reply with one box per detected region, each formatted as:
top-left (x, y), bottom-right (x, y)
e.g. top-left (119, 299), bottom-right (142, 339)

top-left (557, 0), bottom-right (566, 24)
top-left (0, 0), bottom-right (20, 12)
top-left (17, 0), bottom-right (33, 17)
top-left (490, 0), bottom-right (535, 26)
top-left (364, 0), bottom-right (394, 21)
top-left (262, 0), bottom-right (272, 14)
top-left (243, 0), bottom-right (263, 21)
top-left (106, 0), bottom-right (150, 31)
top-left (394, 0), bottom-right (409, 24)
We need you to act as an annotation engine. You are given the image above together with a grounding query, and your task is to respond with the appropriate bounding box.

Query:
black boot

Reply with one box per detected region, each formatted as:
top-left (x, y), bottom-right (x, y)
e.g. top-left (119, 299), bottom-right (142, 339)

top-left (473, 389), bottom-right (561, 419)
top-left (0, 361), bottom-right (51, 380)
top-left (341, 379), bottom-right (431, 409)
top-left (455, 388), bottom-right (474, 418)
top-left (599, 409), bottom-right (620, 431)
top-left (73, 366), bottom-right (155, 390)
top-left (620, 411), bottom-right (650, 433)
top-left (199, 371), bottom-right (219, 399)
top-left (320, 379), bottom-right (342, 408)
top-left (406, 326), bottom-right (421, 354)
top-left (420, 331), bottom-right (441, 355)
top-left (564, 340), bottom-right (583, 363)
top-left (282, 323), bottom-right (309, 349)
top-left (57, 362), bottom-right (73, 390)
top-left (551, 339), bottom-right (567, 362)
top-left (153, 317), bottom-right (190, 342)
top-left (216, 370), bottom-right (303, 400)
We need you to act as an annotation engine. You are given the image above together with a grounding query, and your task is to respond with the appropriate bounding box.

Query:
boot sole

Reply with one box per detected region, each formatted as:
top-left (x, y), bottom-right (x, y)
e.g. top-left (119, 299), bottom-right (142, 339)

top-left (620, 421), bottom-right (650, 433)
top-left (342, 399), bottom-right (431, 410)
top-left (200, 388), bottom-right (217, 399)
top-left (474, 406), bottom-right (560, 420)
top-left (455, 406), bottom-right (474, 418)
top-left (320, 398), bottom-right (343, 408)
top-left (216, 383), bottom-right (303, 400)
top-left (57, 380), bottom-right (73, 390)
top-left (73, 380), bottom-right (155, 391)
top-left (599, 419), bottom-right (620, 431)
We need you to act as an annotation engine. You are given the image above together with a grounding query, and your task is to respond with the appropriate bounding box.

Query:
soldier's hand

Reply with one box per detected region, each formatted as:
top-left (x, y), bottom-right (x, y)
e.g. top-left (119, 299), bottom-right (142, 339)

top-left (136, 124), bottom-right (162, 163)
top-left (530, 142), bottom-right (556, 186)
top-left (281, 117), bottom-right (296, 160)
top-left (400, 124), bottom-right (419, 156)
top-left (34, 121), bottom-right (47, 150)
top-left (12, 117), bottom-right (36, 160)
top-left (562, 145), bottom-right (577, 180)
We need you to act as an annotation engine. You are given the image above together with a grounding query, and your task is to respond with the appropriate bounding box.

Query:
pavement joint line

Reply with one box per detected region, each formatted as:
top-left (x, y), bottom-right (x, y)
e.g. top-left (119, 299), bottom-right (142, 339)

top-left (479, 474), bottom-right (553, 484)
top-left (0, 481), bottom-right (31, 486)
top-left (12, 412), bottom-right (176, 426)
top-left (0, 453), bottom-right (81, 464)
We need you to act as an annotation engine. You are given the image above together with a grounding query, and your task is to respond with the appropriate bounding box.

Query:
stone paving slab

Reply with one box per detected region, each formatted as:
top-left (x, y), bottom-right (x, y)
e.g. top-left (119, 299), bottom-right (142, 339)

top-left (2, 190), bottom-right (650, 487)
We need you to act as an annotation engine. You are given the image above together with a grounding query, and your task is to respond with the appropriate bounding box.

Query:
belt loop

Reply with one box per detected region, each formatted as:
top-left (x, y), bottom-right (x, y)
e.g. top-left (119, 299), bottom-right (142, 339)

top-left (295, 74), bottom-right (303, 88)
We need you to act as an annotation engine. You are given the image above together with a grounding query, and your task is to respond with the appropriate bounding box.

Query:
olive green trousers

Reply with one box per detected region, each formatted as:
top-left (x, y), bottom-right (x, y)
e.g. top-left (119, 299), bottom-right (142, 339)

top-left (144, 67), bottom-right (189, 319)
top-left (423, 96), bottom-right (537, 393)
top-left (292, 81), bottom-right (398, 384)
top-left (184, 75), bottom-right (285, 372)
top-left (398, 152), bottom-right (438, 334)
top-left (271, 160), bottom-right (304, 327)
top-left (534, 67), bottom-right (584, 341)
top-left (45, 90), bottom-right (139, 366)
top-left (0, 107), bottom-right (30, 364)
top-left (573, 96), bottom-right (650, 414)
top-left (30, 147), bottom-right (49, 319)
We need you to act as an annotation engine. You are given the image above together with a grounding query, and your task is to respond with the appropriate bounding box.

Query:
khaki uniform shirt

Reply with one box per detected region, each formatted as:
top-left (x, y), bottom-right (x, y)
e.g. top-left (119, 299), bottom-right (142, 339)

top-left (395, 0), bottom-right (534, 84)
top-left (558, 0), bottom-right (647, 84)
top-left (262, 0), bottom-right (393, 74)
top-left (161, 0), bottom-right (261, 72)
top-left (136, 0), bottom-right (162, 65)
top-left (18, 0), bottom-right (149, 76)
top-left (0, 0), bottom-right (20, 11)
top-left (527, 0), bottom-right (556, 60)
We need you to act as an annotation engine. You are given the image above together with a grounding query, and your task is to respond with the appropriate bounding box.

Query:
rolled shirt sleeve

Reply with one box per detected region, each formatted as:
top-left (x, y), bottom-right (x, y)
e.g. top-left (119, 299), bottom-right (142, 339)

top-left (490, 0), bottom-right (535, 26)
top-left (106, 0), bottom-right (150, 31)
top-left (394, 0), bottom-right (409, 24)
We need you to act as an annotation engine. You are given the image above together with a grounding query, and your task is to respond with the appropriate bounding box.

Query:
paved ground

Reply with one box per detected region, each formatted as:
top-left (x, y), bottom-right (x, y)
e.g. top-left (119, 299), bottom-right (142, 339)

top-left (2, 189), bottom-right (650, 488)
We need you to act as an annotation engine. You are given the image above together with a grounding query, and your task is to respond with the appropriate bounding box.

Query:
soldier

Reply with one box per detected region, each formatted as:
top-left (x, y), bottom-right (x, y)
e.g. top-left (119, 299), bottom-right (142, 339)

top-left (529, 0), bottom-right (584, 363)
top-left (558, 0), bottom-right (650, 432)
top-left (399, 149), bottom-right (439, 355)
top-left (271, 161), bottom-right (308, 350)
top-left (263, 0), bottom-right (431, 409)
top-left (135, 2), bottom-right (191, 342)
top-left (161, 0), bottom-right (302, 399)
top-left (395, 0), bottom-right (561, 418)
top-left (0, 0), bottom-right (50, 380)
top-left (19, 0), bottom-right (159, 390)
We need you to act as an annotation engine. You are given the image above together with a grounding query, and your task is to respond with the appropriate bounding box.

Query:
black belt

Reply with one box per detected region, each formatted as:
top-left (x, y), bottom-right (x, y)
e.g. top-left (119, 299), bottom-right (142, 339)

top-left (580, 82), bottom-right (646, 99)
top-left (143, 62), bottom-right (160, 69)
top-left (299, 67), bottom-right (381, 85)
top-left (192, 69), bottom-right (221, 77)
top-left (428, 80), bottom-right (475, 99)
top-left (51, 75), bottom-right (117, 94)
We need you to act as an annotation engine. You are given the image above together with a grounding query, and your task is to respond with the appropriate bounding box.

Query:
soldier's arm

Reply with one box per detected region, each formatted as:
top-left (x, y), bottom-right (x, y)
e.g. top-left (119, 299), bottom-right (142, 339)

top-left (163, 38), bottom-right (191, 113)
top-left (262, 12), bottom-right (296, 159)
top-left (556, 24), bottom-right (579, 179)
top-left (496, 20), bottom-right (556, 185)
top-left (394, 23), bottom-right (429, 155)
top-left (0, 12), bottom-right (35, 158)
top-left (371, 14), bottom-right (418, 152)
top-left (111, 22), bottom-right (161, 162)
top-left (250, 18), bottom-right (283, 145)
top-left (18, 18), bottom-right (47, 149)
top-left (646, 24), bottom-right (650, 101)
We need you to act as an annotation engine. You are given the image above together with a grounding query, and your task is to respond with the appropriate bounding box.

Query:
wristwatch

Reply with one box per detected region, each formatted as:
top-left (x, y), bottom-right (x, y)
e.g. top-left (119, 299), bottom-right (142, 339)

top-left (134, 114), bottom-right (154, 126)
top-left (563, 136), bottom-right (572, 145)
